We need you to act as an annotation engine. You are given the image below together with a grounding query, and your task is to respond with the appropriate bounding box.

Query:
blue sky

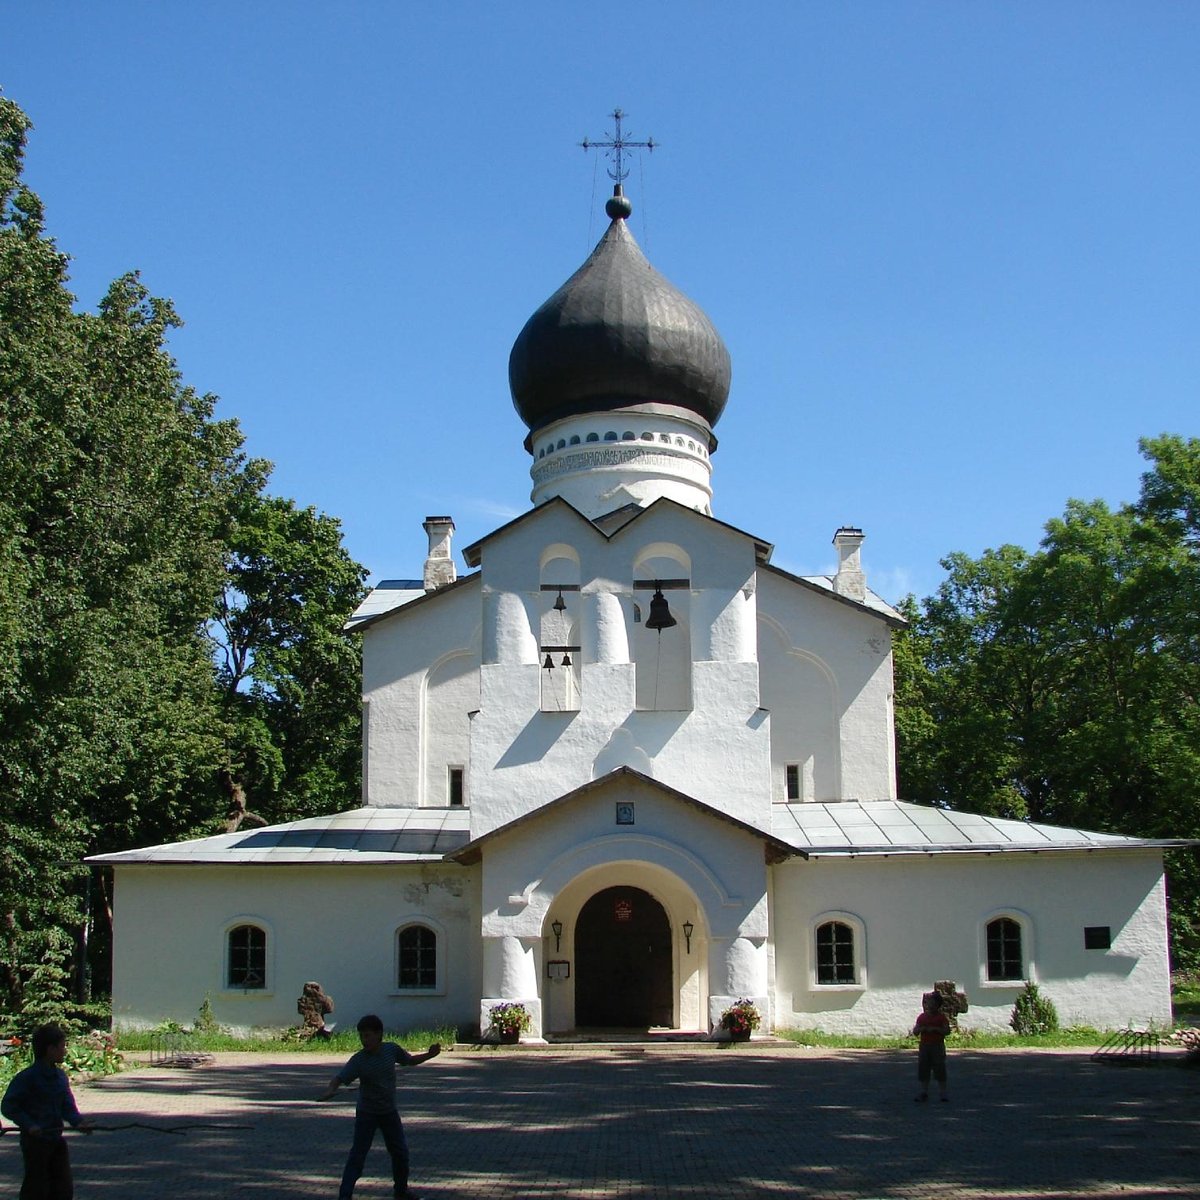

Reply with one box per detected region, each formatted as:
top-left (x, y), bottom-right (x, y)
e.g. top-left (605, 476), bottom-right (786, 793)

top-left (6, 4), bottom-right (1197, 603)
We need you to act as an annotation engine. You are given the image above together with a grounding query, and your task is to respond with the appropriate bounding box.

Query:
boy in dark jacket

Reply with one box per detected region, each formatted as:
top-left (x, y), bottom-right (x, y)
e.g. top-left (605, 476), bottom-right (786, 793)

top-left (2, 1023), bottom-right (94, 1199)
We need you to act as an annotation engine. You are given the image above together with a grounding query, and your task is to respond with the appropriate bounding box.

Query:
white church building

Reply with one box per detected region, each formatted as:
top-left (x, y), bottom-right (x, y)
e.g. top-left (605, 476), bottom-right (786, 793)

top-left (94, 182), bottom-right (1182, 1040)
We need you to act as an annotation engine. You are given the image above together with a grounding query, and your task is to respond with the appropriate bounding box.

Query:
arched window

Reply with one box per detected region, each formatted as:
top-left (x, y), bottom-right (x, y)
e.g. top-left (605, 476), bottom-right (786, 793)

top-left (227, 924), bottom-right (266, 990)
top-left (986, 917), bottom-right (1024, 981)
top-left (397, 925), bottom-right (437, 991)
top-left (815, 921), bottom-right (856, 985)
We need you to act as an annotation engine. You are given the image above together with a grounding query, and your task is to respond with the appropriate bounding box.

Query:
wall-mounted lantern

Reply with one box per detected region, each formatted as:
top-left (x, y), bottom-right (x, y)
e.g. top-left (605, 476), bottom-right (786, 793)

top-left (683, 920), bottom-right (694, 954)
top-left (552, 920), bottom-right (563, 952)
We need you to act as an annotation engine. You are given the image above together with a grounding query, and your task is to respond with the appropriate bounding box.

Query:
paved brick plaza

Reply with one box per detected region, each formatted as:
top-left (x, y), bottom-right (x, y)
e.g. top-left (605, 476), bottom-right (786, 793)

top-left (5, 1046), bottom-right (1197, 1199)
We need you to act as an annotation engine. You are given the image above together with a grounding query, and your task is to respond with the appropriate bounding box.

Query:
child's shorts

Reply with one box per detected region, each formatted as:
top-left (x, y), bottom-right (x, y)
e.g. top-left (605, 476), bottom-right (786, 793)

top-left (917, 1043), bottom-right (947, 1084)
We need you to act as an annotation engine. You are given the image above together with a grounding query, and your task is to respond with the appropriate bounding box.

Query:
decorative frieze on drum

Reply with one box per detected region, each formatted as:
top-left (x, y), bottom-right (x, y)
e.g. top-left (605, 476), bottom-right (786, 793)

top-left (531, 444), bottom-right (704, 486)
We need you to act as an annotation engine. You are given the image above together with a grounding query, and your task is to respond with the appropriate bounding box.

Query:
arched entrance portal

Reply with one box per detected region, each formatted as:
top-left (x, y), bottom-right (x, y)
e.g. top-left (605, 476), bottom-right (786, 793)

top-left (575, 885), bottom-right (673, 1028)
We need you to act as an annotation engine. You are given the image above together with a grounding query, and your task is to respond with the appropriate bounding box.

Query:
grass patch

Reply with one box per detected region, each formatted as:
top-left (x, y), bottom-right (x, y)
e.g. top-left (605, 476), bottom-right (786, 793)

top-left (1172, 973), bottom-right (1200, 1025)
top-left (115, 1025), bottom-right (460, 1054)
top-left (99, 973), bottom-right (1200, 1057)
top-left (779, 976), bottom-right (1200, 1048)
top-left (777, 1026), bottom-right (1104, 1050)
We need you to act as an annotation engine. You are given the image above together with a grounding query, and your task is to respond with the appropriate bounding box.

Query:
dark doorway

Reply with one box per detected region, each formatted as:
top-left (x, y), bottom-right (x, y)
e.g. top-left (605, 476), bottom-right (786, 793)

top-left (575, 885), bottom-right (673, 1028)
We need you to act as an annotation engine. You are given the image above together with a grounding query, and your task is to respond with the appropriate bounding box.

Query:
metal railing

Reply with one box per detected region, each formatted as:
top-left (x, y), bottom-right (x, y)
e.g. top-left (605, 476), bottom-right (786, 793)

top-left (1091, 1027), bottom-right (1163, 1065)
top-left (149, 1031), bottom-right (214, 1069)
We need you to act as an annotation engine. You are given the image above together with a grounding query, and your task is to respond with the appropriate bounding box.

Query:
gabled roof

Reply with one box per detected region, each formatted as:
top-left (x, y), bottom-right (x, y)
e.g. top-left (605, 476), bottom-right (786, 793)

top-left (86, 807), bottom-right (472, 866)
top-left (448, 766), bottom-right (797, 865)
top-left (771, 799), bottom-right (1194, 858)
top-left (461, 494), bottom-right (773, 567)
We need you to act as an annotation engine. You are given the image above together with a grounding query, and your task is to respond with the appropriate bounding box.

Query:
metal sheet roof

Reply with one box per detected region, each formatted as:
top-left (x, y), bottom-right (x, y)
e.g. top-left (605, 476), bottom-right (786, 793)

top-left (770, 800), bottom-right (1185, 857)
top-left (88, 797), bottom-right (1187, 868)
top-left (87, 807), bottom-right (473, 865)
top-left (345, 580), bottom-right (425, 629)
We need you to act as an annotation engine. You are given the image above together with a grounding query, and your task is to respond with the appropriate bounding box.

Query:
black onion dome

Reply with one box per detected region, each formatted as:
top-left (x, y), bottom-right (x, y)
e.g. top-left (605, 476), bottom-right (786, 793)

top-left (509, 209), bottom-right (731, 439)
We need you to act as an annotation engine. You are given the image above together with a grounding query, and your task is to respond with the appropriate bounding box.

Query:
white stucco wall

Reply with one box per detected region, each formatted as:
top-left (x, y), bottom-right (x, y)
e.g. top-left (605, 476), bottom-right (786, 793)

top-left (359, 502), bottom-right (900, 843)
top-left (110, 863), bottom-right (482, 1034)
top-left (465, 503), bottom-right (775, 835)
top-left (470, 773), bottom-right (771, 1038)
top-left (771, 849), bottom-right (1170, 1033)
top-left (757, 568), bottom-right (896, 802)
top-left (361, 579), bottom-right (481, 807)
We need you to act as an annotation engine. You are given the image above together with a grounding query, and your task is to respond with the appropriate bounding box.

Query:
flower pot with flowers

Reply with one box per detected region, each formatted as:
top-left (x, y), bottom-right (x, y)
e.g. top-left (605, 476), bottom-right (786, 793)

top-left (489, 1001), bottom-right (532, 1044)
top-left (719, 999), bottom-right (761, 1042)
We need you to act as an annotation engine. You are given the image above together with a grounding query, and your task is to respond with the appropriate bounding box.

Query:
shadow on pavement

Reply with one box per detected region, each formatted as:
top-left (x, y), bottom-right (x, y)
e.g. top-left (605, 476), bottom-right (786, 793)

top-left (17, 1049), bottom-right (1197, 1198)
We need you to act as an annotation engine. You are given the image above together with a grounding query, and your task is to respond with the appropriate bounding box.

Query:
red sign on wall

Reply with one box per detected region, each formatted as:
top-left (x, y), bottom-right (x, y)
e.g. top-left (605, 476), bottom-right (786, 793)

top-left (615, 899), bottom-right (633, 922)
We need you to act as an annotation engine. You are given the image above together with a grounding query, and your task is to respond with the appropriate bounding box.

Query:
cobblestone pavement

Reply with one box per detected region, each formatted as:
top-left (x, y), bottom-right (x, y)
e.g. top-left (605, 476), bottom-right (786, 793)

top-left (3, 1045), bottom-right (1197, 1199)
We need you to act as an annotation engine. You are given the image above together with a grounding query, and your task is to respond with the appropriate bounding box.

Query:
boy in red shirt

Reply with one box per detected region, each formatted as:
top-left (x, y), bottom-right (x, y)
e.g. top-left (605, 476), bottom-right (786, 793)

top-left (913, 991), bottom-right (951, 1102)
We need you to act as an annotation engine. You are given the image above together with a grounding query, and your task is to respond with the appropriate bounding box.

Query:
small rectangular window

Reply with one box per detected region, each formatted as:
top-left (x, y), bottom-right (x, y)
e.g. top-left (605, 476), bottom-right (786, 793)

top-left (1084, 926), bottom-right (1111, 950)
top-left (785, 764), bottom-right (801, 801)
top-left (448, 767), bottom-right (464, 807)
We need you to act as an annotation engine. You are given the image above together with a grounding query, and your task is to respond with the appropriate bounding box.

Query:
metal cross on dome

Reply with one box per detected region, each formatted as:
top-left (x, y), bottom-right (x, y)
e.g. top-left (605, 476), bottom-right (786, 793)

top-left (580, 108), bottom-right (657, 183)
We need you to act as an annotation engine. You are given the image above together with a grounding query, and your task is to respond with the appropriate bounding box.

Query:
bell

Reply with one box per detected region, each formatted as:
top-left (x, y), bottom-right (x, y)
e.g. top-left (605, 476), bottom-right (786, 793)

top-left (645, 585), bottom-right (677, 632)
top-left (553, 589), bottom-right (567, 612)
top-left (561, 653), bottom-right (572, 667)
top-left (542, 654), bottom-right (555, 670)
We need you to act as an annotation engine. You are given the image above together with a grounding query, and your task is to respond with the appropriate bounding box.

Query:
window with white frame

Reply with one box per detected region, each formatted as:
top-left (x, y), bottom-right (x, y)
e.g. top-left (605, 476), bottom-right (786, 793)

top-left (985, 916), bottom-right (1024, 981)
top-left (397, 924), bottom-right (438, 991)
top-left (814, 918), bottom-right (860, 985)
top-left (227, 924), bottom-right (266, 990)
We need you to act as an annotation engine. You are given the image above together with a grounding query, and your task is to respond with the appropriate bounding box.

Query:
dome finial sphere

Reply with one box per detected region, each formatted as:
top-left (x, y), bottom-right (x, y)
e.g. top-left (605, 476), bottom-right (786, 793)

top-left (605, 192), bottom-right (633, 220)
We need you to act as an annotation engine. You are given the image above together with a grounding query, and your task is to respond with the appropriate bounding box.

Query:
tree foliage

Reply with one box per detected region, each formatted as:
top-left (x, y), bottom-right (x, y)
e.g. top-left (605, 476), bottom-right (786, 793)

top-left (0, 95), bottom-right (366, 1021)
top-left (896, 436), bottom-right (1200, 969)
top-left (212, 493), bottom-right (366, 830)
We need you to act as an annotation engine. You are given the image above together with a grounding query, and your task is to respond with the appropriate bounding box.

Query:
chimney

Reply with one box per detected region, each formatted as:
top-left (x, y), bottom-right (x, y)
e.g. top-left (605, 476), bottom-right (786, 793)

top-left (423, 516), bottom-right (457, 592)
top-left (832, 527), bottom-right (866, 602)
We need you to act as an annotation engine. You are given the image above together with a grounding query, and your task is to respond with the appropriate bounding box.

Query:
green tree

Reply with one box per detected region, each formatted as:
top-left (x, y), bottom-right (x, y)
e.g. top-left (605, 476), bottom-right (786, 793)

top-left (1, 94), bottom-right (247, 1012)
top-left (1131, 435), bottom-right (1200, 967)
top-left (895, 437), bottom-right (1200, 969)
top-left (904, 546), bottom-right (1044, 818)
top-left (211, 493), bottom-right (367, 830)
top-left (1, 93), bottom-right (367, 1014)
